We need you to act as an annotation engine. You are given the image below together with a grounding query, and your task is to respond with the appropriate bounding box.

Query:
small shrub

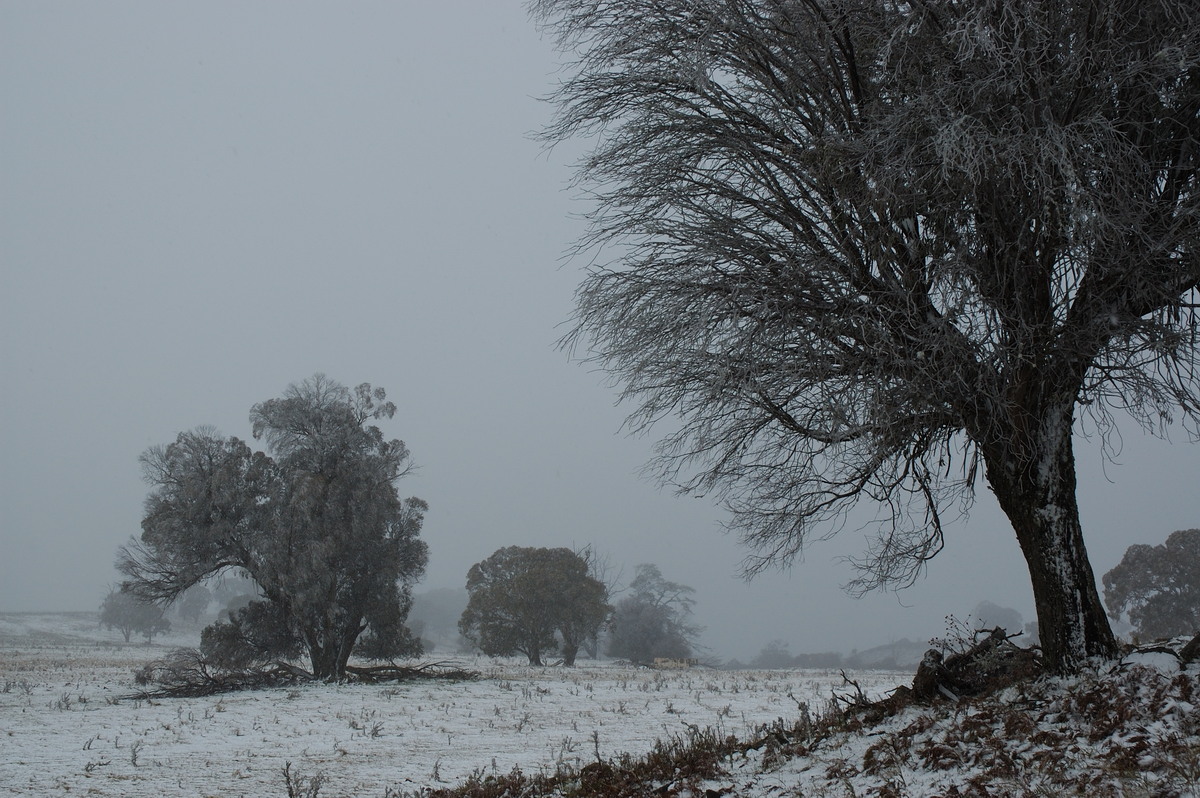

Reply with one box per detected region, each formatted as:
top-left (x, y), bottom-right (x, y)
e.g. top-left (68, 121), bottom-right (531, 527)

top-left (281, 761), bottom-right (326, 798)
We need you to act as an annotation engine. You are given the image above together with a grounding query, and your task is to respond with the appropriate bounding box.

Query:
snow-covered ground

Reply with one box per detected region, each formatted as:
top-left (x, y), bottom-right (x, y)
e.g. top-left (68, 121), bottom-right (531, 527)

top-left (0, 613), bottom-right (905, 797)
top-left (9, 613), bottom-right (1195, 797)
top-left (702, 641), bottom-right (1200, 797)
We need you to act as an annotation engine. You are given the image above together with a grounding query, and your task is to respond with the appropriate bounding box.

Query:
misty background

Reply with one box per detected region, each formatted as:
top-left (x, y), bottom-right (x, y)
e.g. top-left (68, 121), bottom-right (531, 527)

top-left (3, 1), bottom-right (1198, 662)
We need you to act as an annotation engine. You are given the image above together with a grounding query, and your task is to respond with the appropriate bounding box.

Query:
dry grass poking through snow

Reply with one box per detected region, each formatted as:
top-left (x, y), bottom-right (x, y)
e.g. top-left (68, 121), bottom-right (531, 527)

top-left (4, 614), bottom-right (1198, 797)
top-left (409, 652), bottom-right (1200, 797)
top-left (0, 613), bottom-right (901, 797)
top-left (748, 660), bottom-right (1200, 797)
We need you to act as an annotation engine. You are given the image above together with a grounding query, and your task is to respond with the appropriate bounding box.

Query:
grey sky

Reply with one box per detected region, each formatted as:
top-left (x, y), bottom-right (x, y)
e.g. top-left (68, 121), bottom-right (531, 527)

top-left (3, 2), bottom-right (1198, 660)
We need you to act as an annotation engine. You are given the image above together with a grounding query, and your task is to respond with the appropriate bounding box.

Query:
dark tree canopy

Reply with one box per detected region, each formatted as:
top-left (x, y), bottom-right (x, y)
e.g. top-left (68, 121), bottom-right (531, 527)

top-left (100, 589), bottom-right (171, 644)
top-left (606, 564), bottom-right (700, 663)
top-left (200, 599), bottom-right (301, 669)
top-left (119, 375), bottom-right (428, 679)
top-left (459, 546), bottom-right (610, 665)
top-left (534, 0), bottom-right (1200, 672)
top-left (1104, 528), bottom-right (1200, 640)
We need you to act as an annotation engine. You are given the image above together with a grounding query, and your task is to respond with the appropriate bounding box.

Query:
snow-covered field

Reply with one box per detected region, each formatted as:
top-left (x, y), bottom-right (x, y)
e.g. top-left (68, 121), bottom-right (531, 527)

top-left (0, 613), bottom-right (906, 797)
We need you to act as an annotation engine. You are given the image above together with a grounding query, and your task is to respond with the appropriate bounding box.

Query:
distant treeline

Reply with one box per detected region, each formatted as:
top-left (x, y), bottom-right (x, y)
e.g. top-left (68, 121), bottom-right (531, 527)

top-left (728, 638), bottom-right (929, 671)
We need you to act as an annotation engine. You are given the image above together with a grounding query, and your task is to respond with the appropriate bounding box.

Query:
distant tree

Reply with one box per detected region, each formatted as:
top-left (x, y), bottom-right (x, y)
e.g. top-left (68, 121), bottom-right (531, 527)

top-left (793, 651), bottom-right (844, 669)
top-left (534, 0), bottom-right (1200, 674)
top-left (118, 375), bottom-right (428, 680)
top-left (1104, 529), bottom-right (1200, 640)
top-left (210, 572), bottom-right (257, 607)
top-left (219, 591), bottom-right (256, 622)
top-left (408, 588), bottom-right (469, 652)
top-left (175, 584), bottom-right (212, 623)
top-left (971, 601), bottom-right (1024, 637)
top-left (607, 564), bottom-right (700, 663)
top-left (556, 569), bottom-right (610, 665)
top-left (608, 599), bottom-right (693, 664)
top-left (459, 546), bottom-right (610, 665)
top-left (574, 544), bottom-right (623, 658)
top-left (751, 639), bottom-right (795, 669)
top-left (100, 589), bottom-right (171, 643)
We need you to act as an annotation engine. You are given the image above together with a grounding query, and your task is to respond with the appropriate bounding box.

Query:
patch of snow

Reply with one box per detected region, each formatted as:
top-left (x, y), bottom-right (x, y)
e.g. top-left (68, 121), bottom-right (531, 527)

top-left (1122, 649), bottom-right (1181, 672)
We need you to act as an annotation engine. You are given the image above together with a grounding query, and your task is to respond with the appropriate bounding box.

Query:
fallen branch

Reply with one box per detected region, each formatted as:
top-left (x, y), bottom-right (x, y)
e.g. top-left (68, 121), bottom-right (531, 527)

top-left (125, 649), bottom-right (476, 698)
top-left (344, 661), bottom-right (478, 683)
top-left (831, 669), bottom-right (872, 710)
top-left (912, 627), bottom-right (1042, 703)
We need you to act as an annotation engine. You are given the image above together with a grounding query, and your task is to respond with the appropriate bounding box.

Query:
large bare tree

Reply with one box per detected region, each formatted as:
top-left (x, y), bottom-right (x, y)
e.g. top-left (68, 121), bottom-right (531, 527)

top-left (532, 0), bottom-right (1200, 672)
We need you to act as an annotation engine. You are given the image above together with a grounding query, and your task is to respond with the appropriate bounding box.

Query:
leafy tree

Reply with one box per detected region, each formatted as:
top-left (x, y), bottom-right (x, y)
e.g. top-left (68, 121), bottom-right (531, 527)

top-left (459, 546), bottom-right (610, 665)
top-left (200, 599), bottom-right (300, 668)
top-left (100, 589), bottom-right (171, 643)
top-left (352, 591), bottom-right (426, 662)
top-left (556, 568), bottom-right (610, 665)
top-left (533, 0), bottom-right (1200, 672)
top-left (607, 564), bottom-right (700, 663)
top-left (1104, 528), bottom-right (1200, 640)
top-left (118, 375), bottom-right (428, 680)
top-left (751, 639), bottom-right (795, 669)
top-left (175, 584), bottom-right (212, 623)
top-left (574, 544), bottom-right (623, 658)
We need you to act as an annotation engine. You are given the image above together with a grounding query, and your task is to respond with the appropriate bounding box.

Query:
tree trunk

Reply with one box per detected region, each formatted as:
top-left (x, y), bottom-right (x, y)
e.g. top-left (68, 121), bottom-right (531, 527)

top-left (523, 634), bottom-right (545, 666)
top-left (982, 407), bottom-right (1118, 673)
top-left (308, 641), bottom-right (338, 680)
top-left (562, 641), bottom-right (579, 666)
top-left (334, 624), bottom-right (362, 679)
top-left (306, 629), bottom-right (360, 681)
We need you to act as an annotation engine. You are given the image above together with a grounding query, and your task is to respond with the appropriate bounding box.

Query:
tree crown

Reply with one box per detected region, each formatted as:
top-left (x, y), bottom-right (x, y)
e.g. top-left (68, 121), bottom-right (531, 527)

top-left (119, 375), bottom-right (427, 679)
top-left (535, 0), bottom-right (1200, 592)
top-left (1104, 528), bottom-right (1200, 640)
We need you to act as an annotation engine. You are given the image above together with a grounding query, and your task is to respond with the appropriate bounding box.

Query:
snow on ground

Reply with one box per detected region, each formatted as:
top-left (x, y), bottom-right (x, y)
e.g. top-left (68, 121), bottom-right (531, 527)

top-left (0, 613), bottom-right (905, 797)
top-left (696, 647), bottom-right (1200, 797)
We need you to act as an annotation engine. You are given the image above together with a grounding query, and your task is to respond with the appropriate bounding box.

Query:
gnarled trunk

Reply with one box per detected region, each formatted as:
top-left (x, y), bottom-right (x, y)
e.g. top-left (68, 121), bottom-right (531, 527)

top-left (307, 638), bottom-right (342, 680)
top-left (305, 623), bottom-right (362, 680)
top-left (981, 404), bottom-right (1118, 672)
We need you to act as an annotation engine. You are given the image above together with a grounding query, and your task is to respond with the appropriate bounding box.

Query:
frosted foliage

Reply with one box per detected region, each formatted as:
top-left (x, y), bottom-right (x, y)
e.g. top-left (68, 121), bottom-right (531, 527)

top-left (533, 0), bottom-right (1200, 670)
top-left (1104, 528), bottom-right (1200, 639)
top-left (118, 375), bottom-right (427, 679)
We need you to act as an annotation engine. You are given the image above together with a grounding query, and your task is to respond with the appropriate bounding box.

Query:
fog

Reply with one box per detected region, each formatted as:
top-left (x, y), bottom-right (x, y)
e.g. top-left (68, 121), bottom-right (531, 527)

top-left (3, 2), bottom-right (1198, 662)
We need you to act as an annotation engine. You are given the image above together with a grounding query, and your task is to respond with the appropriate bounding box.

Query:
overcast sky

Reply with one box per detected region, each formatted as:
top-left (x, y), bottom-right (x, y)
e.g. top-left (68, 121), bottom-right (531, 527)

top-left (3, 1), bottom-right (1198, 661)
